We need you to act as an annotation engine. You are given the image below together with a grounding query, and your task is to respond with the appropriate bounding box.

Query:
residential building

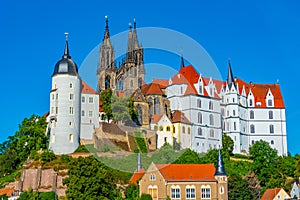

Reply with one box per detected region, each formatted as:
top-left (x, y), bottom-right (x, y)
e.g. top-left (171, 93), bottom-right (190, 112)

top-left (261, 188), bottom-right (290, 200)
top-left (290, 179), bottom-right (300, 199)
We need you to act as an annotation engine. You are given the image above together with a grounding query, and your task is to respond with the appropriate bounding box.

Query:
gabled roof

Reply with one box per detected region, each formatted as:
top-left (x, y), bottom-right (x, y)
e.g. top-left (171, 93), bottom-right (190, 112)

top-left (261, 188), bottom-right (283, 200)
top-left (129, 168), bottom-right (145, 185)
top-left (0, 187), bottom-right (14, 197)
top-left (81, 80), bottom-right (98, 94)
top-left (156, 164), bottom-right (216, 182)
top-left (151, 114), bottom-right (163, 123)
top-left (171, 110), bottom-right (191, 124)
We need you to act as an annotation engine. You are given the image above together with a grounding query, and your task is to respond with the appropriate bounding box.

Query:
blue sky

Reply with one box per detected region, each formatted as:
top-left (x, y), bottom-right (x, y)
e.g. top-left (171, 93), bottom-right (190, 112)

top-left (0, 1), bottom-right (300, 155)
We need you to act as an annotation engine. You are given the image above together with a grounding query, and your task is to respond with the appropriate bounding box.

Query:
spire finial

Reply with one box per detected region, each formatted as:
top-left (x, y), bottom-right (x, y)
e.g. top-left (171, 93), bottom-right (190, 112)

top-left (214, 149), bottom-right (227, 176)
top-left (103, 15), bottom-right (110, 39)
top-left (134, 18), bottom-right (136, 29)
top-left (180, 54), bottom-right (185, 68)
top-left (63, 32), bottom-right (70, 59)
top-left (129, 22), bottom-right (132, 29)
top-left (105, 15), bottom-right (108, 28)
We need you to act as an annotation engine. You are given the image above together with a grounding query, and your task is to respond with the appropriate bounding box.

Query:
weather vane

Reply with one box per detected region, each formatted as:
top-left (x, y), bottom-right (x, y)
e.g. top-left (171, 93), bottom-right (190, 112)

top-left (64, 32), bottom-right (69, 40)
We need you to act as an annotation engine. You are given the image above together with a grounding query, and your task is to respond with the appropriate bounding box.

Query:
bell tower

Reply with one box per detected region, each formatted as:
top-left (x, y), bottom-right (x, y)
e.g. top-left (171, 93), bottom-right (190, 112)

top-left (214, 150), bottom-right (228, 200)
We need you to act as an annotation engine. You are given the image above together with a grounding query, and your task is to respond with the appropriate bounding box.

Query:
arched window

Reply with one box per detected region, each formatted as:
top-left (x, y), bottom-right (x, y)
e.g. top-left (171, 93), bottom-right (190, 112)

top-left (199, 85), bottom-right (203, 94)
top-left (209, 114), bottom-right (214, 126)
top-left (186, 185), bottom-right (196, 199)
top-left (182, 126), bottom-right (185, 133)
top-left (210, 129), bottom-right (214, 137)
top-left (137, 104), bottom-right (143, 126)
top-left (198, 112), bottom-right (202, 124)
top-left (268, 99), bottom-right (273, 107)
top-left (198, 128), bottom-right (202, 136)
top-left (188, 127), bottom-right (191, 134)
top-left (209, 101), bottom-right (213, 110)
top-left (269, 111), bottom-right (273, 119)
top-left (154, 97), bottom-right (160, 114)
top-left (197, 99), bottom-right (201, 108)
top-left (166, 126), bottom-right (170, 131)
top-left (171, 185), bottom-right (181, 199)
top-left (233, 110), bottom-right (236, 116)
top-left (148, 185), bottom-right (158, 199)
top-left (250, 110), bottom-right (254, 119)
top-left (69, 134), bottom-right (73, 143)
top-left (250, 125), bottom-right (255, 133)
top-left (148, 99), bottom-right (153, 117)
top-left (234, 122), bottom-right (237, 130)
top-left (172, 125), bottom-right (175, 133)
top-left (270, 124), bottom-right (274, 133)
top-left (201, 185), bottom-right (211, 199)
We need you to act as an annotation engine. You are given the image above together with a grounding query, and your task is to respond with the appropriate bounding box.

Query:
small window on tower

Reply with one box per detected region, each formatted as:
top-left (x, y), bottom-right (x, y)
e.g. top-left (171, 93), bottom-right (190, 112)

top-left (69, 107), bottom-right (74, 115)
top-left (70, 93), bottom-right (74, 100)
top-left (69, 134), bottom-right (73, 143)
top-left (89, 110), bottom-right (93, 118)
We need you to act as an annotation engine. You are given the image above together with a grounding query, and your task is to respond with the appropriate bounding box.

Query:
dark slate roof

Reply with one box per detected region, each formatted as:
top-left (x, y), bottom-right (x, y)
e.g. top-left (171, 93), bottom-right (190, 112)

top-left (52, 41), bottom-right (78, 76)
top-left (214, 149), bottom-right (227, 176)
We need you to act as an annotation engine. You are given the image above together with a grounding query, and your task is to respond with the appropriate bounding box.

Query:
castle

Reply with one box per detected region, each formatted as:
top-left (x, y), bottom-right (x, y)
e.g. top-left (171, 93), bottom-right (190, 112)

top-left (46, 18), bottom-right (287, 156)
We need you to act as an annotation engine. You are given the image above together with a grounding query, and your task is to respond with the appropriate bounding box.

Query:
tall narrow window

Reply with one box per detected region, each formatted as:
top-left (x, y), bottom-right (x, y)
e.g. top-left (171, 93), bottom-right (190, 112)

top-left (88, 110), bottom-right (93, 118)
top-left (233, 110), bottom-right (236, 116)
top-left (81, 110), bottom-right (85, 117)
top-left (268, 99), bottom-right (273, 107)
top-left (89, 97), bottom-right (93, 103)
top-left (270, 124), bottom-right (274, 133)
top-left (269, 111), bottom-right (273, 119)
top-left (210, 129), bottom-right (214, 137)
top-left (234, 122), bottom-right (237, 130)
top-left (197, 99), bottom-right (202, 108)
top-left (209, 114), bottom-right (214, 126)
top-left (249, 99), bottom-right (253, 106)
top-left (198, 128), bottom-right (202, 136)
top-left (250, 110), bottom-right (254, 119)
top-left (82, 96), bottom-right (85, 103)
top-left (209, 101), bottom-right (213, 110)
top-left (69, 107), bottom-right (74, 115)
top-left (250, 124), bottom-right (255, 133)
top-left (154, 98), bottom-right (160, 114)
top-left (199, 85), bottom-right (203, 94)
top-left (69, 134), bottom-right (73, 143)
top-left (69, 93), bottom-right (74, 100)
top-left (198, 112), bottom-right (202, 124)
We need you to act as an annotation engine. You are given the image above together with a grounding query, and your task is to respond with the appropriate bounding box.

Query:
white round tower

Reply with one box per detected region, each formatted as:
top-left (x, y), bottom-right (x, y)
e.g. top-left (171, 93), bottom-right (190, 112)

top-left (48, 39), bottom-right (81, 154)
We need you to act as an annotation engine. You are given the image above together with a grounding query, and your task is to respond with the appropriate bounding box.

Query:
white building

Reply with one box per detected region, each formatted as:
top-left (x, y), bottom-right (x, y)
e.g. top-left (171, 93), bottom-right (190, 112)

top-left (166, 60), bottom-right (287, 155)
top-left (47, 40), bottom-right (99, 155)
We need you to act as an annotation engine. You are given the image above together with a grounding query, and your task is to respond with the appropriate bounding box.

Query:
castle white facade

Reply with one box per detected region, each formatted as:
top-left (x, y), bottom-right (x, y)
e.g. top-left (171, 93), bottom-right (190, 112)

top-left (47, 40), bottom-right (99, 155)
top-left (166, 61), bottom-right (287, 156)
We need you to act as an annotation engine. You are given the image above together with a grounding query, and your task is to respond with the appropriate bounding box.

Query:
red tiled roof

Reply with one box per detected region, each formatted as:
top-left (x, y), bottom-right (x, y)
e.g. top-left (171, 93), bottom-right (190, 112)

top-left (42, 112), bottom-right (49, 118)
top-left (156, 164), bottom-right (216, 182)
top-left (152, 79), bottom-right (169, 88)
top-left (235, 79), bottom-right (284, 108)
top-left (171, 110), bottom-right (191, 124)
top-left (50, 88), bottom-right (57, 93)
top-left (0, 187), bottom-right (14, 197)
top-left (261, 188), bottom-right (282, 200)
top-left (151, 114), bottom-right (163, 123)
top-left (141, 83), bottom-right (164, 95)
top-left (81, 80), bottom-right (98, 94)
top-left (129, 168), bottom-right (145, 185)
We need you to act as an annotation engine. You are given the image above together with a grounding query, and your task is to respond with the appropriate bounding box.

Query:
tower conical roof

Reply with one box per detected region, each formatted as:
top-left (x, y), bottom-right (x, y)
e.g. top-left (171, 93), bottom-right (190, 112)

top-left (214, 149), bottom-right (227, 176)
top-left (227, 58), bottom-right (235, 88)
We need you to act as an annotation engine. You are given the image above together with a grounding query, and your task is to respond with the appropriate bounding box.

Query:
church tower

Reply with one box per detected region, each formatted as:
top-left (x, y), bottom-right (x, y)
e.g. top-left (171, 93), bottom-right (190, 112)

top-left (123, 19), bottom-right (145, 96)
top-left (214, 150), bottom-right (228, 200)
top-left (97, 16), bottom-right (116, 92)
top-left (48, 37), bottom-right (81, 154)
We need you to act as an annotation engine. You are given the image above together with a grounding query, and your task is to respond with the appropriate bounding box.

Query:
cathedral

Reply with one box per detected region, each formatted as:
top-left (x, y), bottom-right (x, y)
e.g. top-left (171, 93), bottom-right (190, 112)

top-left (97, 17), bottom-right (145, 97)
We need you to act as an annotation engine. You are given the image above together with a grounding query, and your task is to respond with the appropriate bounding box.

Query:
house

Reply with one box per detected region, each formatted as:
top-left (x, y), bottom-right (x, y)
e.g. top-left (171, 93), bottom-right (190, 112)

top-left (290, 180), bottom-right (300, 199)
top-left (261, 188), bottom-right (290, 200)
top-left (130, 150), bottom-right (228, 200)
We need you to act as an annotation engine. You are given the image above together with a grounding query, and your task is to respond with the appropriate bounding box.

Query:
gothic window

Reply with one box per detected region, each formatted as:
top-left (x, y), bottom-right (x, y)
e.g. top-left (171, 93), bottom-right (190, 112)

top-left (105, 75), bottom-right (111, 89)
top-left (198, 112), bottom-right (202, 124)
top-left (197, 99), bottom-right (201, 108)
top-left (138, 77), bottom-right (143, 88)
top-left (250, 110), bottom-right (254, 119)
top-left (249, 99), bottom-right (253, 107)
top-left (182, 126), bottom-right (185, 133)
top-left (209, 114), bottom-right (214, 125)
top-left (154, 97), bottom-right (160, 114)
top-left (198, 128), bottom-right (202, 136)
top-left (233, 110), bottom-right (236, 116)
top-left (234, 122), bottom-right (237, 130)
top-left (130, 80), bottom-right (133, 88)
top-left (148, 99), bottom-right (153, 117)
top-left (137, 104), bottom-right (143, 126)
top-left (269, 111), bottom-right (273, 119)
top-left (210, 129), bottom-right (214, 137)
top-left (270, 124), bottom-right (274, 133)
top-left (250, 125), bottom-right (255, 133)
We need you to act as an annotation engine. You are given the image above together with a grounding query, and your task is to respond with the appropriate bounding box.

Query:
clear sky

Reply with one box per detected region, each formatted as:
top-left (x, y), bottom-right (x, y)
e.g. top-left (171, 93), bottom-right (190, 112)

top-left (0, 0), bottom-right (299, 155)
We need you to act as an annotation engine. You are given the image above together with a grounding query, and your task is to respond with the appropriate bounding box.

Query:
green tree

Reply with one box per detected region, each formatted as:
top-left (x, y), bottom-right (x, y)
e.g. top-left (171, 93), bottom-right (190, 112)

top-left (125, 184), bottom-right (140, 200)
top-left (173, 148), bottom-right (201, 164)
top-left (228, 174), bottom-right (254, 200)
top-left (63, 156), bottom-right (122, 200)
top-left (222, 133), bottom-right (234, 155)
top-left (111, 96), bottom-right (131, 124)
top-left (100, 89), bottom-right (113, 122)
top-left (0, 115), bottom-right (48, 177)
top-left (140, 193), bottom-right (152, 200)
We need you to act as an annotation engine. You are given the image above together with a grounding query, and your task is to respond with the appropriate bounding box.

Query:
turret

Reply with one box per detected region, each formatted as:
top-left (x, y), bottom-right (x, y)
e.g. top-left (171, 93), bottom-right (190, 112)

top-left (214, 149), bottom-right (228, 200)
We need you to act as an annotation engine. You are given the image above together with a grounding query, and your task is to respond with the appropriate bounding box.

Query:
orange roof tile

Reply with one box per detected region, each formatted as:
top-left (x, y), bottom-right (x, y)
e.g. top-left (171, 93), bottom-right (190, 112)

top-left (141, 83), bottom-right (164, 95)
top-left (151, 114), bottom-right (163, 123)
top-left (152, 79), bottom-right (169, 88)
top-left (81, 80), bottom-right (98, 94)
top-left (171, 110), bottom-right (191, 124)
top-left (129, 168), bottom-right (145, 185)
top-left (0, 187), bottom-right (14, 197)
top-left (261, 188), bottom-right (282, 200)
top-left (156, 164), bottom-right (216, 182)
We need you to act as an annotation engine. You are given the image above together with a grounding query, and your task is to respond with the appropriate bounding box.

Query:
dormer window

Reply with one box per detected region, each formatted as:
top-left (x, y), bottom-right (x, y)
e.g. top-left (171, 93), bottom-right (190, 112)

top-left (249, 99), bottom-right (253, 107)
top-left (268, 99), bottom-right (273, 107)
top-left (199, 85), bottom-right (203, 94)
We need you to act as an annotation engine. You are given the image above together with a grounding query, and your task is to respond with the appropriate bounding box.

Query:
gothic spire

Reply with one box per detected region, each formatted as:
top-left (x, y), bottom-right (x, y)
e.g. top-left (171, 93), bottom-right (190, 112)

top-left (137, 152), bottom-right (142, 172)
top-left (103, 16), bottom-right (110, 40)
top-left (132, 18), bottom-right (139, 49)
top-left (227, 58), bottom-right (235, 87)
top-left (180, 55), bottom-right (185, 68)
top-left (214, 149), bottom-right (227, 176)
top-left (126, 23), bottom-right (133, 60)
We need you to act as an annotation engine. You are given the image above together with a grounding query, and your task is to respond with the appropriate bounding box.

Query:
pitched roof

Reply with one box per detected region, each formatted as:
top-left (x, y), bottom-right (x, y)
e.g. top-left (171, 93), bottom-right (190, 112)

top-left (129, 168), bottom-right (145, 185)
top-left (81, 80), bottom-right (98, 94)
top-left (141, 83), bottom-right (164, 95)
top-left (0, 187), bottom-right (14, 197)
top-left (171, 110), bottom-right (191, 124)
top-left (152, 79), bottom-right (169, 88)
top-left (156, 164), bottom-right (216, 182)
top-left (151, 114), bottom-right (163, 123)
top-left (261, 188), bottom-right (282, 200)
